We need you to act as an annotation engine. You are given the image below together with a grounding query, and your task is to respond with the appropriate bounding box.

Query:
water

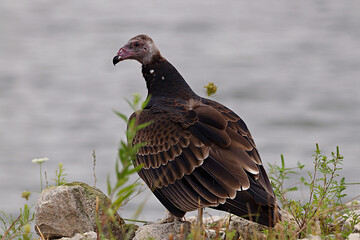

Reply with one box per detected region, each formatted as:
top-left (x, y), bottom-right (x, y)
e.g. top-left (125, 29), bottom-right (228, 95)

top-left (0, 0), bottom-right (359, 222)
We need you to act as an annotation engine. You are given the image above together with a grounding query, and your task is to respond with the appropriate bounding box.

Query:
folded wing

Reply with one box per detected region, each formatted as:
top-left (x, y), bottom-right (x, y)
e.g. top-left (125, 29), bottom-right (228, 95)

top-left (131, 98), bottom-right (278, 226)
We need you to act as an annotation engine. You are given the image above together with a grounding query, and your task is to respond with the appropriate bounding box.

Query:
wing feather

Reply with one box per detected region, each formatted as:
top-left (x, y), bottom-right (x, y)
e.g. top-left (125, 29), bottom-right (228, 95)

top-left (192, 167), bottom-right (235, 199)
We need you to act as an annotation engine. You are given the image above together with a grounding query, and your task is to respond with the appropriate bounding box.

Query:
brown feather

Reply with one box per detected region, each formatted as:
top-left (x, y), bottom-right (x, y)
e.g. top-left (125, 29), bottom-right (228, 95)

top-left (189, 122), bottom-right (231, 148)
top-left (183, 174), bottom-right (219, 203)
top-left (226, 127), bottom-right (253, 151)
top-left (209, 148), bottom-right (250, 190)
top-left (225, 144), bottom-right (259, 175)
top-left (201, 155), bottom-right (242, 190)
top-left (177, 178), bottom-right (213, 207)
top-left (194, 104), bottom-right (228, 130)
top-left (188, 143), bottom-right (209, 161)
top-left (160, 184), bottom-right (196, 211)
top-left (192, 167), bottom-right (236, 199)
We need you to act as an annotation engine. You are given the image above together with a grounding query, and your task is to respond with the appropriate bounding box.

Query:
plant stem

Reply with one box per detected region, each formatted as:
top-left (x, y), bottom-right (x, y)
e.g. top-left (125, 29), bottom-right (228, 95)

top-left (40, 164), bottom-right (43, 191)
top-left (1, 215), bottom-right (21, 240)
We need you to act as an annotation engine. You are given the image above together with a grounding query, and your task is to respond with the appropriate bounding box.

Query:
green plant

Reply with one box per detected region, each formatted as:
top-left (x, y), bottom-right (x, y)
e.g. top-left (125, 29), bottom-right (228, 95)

top-left (267, 144), bottom-right (360, 239)
top-left (53, 163), bottom-right (67, 186)
top-left (0, 204), bottom-right (34, 240)
top-left (107, 93), bottom-right (151, 212)
top-left (93, 94), bottom-right (151, 240)
top-left (268, 155), bottom-right (305, 207)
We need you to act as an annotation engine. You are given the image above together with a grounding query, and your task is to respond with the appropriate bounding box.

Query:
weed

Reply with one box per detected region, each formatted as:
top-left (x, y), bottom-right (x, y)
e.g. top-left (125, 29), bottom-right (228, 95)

top-left (94, 94), bottom-right (151, 239)
top-left (267, 144), bottom-right (360, 239)
top-left (52, 163), bottom-right (67, 186)
top-left (108, 93), bottom-right (151, 212)
top-left (0, 204), bottom-right (34, 240)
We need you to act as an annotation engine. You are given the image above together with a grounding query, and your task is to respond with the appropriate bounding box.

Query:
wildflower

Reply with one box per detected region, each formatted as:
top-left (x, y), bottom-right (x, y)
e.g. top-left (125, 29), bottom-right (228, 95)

top-left (31, 157), bottom-right (49, 164)
top-left (32, 157), bottom-right (49, 191)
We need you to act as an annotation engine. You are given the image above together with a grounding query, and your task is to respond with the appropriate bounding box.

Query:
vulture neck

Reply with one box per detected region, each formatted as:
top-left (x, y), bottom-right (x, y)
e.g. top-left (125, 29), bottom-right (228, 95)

top-left (142, 60), bottom-right (198, 101)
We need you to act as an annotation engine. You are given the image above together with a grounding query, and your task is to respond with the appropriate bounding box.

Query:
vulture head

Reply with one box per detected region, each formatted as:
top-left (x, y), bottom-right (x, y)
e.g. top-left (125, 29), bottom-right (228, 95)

top-left (113, 34), bottom-right (163, 66)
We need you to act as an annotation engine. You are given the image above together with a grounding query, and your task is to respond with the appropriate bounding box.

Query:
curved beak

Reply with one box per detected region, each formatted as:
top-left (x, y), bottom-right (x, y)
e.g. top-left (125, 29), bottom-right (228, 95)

top-left (113, 47), bottom-right (131, 66)
top-left (113, 55), bottom-right (121, 66)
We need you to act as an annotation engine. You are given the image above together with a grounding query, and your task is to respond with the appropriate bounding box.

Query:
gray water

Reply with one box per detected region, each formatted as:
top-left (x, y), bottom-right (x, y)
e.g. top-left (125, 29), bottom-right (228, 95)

top-left (1, 0), bottom-right (359, 222)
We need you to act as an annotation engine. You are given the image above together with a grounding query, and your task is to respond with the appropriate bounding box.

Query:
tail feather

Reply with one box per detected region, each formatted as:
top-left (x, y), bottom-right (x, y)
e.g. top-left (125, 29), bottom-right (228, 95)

top-left (212, 190), bottom-right (280, 227)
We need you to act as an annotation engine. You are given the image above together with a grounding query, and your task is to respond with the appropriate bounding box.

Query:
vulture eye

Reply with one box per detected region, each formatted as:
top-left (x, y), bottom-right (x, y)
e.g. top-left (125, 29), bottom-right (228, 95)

top-left (133, 41), bottom-right (140, 47)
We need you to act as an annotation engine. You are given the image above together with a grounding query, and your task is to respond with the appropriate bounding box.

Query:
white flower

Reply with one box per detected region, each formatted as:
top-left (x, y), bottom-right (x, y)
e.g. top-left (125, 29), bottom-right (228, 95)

top-left (31, 157), bottom-right (49, 164)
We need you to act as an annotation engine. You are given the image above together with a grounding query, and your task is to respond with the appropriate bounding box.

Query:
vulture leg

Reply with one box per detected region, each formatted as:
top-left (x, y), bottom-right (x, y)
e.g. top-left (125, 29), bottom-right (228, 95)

top-left (197, 207), bottom-right (204, 227)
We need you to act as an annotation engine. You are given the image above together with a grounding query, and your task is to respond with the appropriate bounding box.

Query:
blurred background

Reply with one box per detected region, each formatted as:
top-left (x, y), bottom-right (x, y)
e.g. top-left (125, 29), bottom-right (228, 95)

top-left (0, 0), bottom-right (359, 222)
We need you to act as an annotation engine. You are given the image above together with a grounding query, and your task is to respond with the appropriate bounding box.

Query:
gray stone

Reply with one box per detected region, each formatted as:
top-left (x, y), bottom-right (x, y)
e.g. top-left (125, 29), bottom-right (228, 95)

top-left (279, 209), bottom-right (295, 224)
top-left (228, 216), bottom-right (267, 240)
top-left (35, 182), bottom-right (125, 239)
top-left (59, 231), bottom-right (97, 240)
top-left (299, 235), bottom-right (321, 240)
top-left (342, 209), bottom-right (360, 233)
top-left (133, 221), bottom-right (191, 240)
top-left (348, 233), bottom-right (360, 240)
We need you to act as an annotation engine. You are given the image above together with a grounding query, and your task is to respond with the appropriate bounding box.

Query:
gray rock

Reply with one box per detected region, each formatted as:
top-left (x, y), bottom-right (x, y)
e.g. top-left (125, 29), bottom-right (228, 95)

top-left (342, 209), bottom-right (360, 233)
top-left (348, 233), bottom-right (360, 240)
top-left (279, 209), bottom-right (295, 224)
top-left (299, 235), bottom-right (322, 240)
top-left (133, 221), bottom-right (191, 240)
top-left (35, 182), bottom-right (125, 239)
top-left (59, 231), bottom-right (97, 240)
top-left (228, 216), bottom-right (267, 240)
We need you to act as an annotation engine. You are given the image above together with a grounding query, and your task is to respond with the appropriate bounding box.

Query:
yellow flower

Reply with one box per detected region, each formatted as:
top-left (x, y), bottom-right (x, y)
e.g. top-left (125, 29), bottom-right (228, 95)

top-left (21, 191), bottom-right (31, 200)
top-left (24, 224), bottom-right (31, 234)
top-left (204, 82), bottom-right (218, 97)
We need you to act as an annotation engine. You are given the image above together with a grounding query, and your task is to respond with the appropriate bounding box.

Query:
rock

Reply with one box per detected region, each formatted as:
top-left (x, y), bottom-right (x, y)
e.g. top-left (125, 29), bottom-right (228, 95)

top-left (185, 215), bottom-right (236, 239)
top-left (58, 231), bottom-right (97, 240)
top-left (278, 209), bottom-right (295, 224)
top-left (228, 216), bottom-right (267, 240)
top-left (35, 182), bottom-right (126, 239)
top-left (299, 235), bottom-right (322, 240)
top-left (348, 233), bottom-right (360, 240)
top-left (188, 215), bottom-right (268, 239)
top-left (342, 209), bottom-right (360, 233)
top-left (133, 221), bottom-right (191, 240)
top-left (186, 215), bottom-right (227, 226)
top-left (123, 223), bottom-right (139, 240)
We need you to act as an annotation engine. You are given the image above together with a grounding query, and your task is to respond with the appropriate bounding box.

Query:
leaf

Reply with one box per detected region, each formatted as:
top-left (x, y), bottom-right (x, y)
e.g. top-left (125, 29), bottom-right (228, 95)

top-left (287, 186), bottom-right (299, 192)
top-left (113, 110), bottom-right (128, 122)
top-left (142, 95), bottom-right (151, 109)
top-left (107, 175), bottom-right (112, 196)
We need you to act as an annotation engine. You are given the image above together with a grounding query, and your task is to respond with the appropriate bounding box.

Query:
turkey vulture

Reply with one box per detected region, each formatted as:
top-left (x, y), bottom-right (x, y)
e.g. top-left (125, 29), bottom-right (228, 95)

top-left (113, 34), bottom-right (280, 227)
